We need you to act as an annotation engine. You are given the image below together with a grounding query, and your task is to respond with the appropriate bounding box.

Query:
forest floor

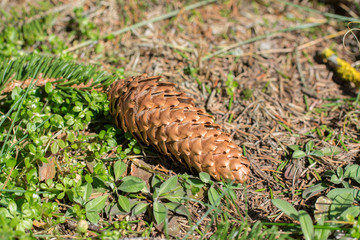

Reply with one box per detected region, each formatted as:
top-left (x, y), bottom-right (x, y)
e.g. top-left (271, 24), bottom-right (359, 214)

top-left (1, 0), bottom-right (360, 239)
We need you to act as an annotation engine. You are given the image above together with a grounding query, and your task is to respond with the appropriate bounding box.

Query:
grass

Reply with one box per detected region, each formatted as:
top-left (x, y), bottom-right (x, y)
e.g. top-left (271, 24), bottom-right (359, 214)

top-left (1, 0), bottom-right (360, 239)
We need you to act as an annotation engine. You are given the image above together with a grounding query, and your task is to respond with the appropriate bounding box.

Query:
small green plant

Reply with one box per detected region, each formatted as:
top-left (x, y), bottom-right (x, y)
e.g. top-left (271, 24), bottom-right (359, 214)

top-left (183, 65), bottom-right (212, 94)
top-left (274, 164), bottom-right (360, 239)
top-left (284, 140), bottom-right (342, 179)
top-left (184, 65), bottom-right (201, 85)
top-left (0, 4), bottom-right (56, 56)
top-left (0, 213), bottom-right (34, 240)
top-left (114, 172), bottom-right (188, 226)
top-left (225, 71), bottom-right (238, 110)
top-left (240, 88), bottom-right (253, 100)
top-left (225, 71), bottom-right (238, 123)
top-left (290, 140), bottom-right (328, 160)
top-left (0, 200), bottom-right (34, 232)
top-left (303, 164), bottom-right (360, 199)
top-left (0, 55), bottom-right (125, 235)
top-left (71, 7), bottom-right (100, 41)
top-left (272, 199), bottom-right (332, 240)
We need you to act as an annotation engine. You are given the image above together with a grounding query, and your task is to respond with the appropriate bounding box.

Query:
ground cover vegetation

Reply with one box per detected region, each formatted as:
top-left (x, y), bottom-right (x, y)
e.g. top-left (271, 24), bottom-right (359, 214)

top-left (0, 0), bottom-right (359, 239)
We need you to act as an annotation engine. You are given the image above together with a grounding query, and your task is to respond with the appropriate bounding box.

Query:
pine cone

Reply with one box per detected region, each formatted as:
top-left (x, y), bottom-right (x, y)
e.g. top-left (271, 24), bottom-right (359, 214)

top-left (108, 74), bottom-right (250, 183)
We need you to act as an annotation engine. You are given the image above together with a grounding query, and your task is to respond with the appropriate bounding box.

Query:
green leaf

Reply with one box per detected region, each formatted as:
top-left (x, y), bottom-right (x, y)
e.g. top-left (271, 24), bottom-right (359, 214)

top-left (337, 167), bottom-right (344, 178)
top-left (20, 219), bottom-right (33, 231)
top-left (56, 183), bottom-right (64, 191)
top-left (327, 188), bottom-right (360, 201)
top-left (305, 141), bottom-right (314, 154)
top-left (73, 106), bottom-right (82, 112)
top-left (288, 145), bottom-right (300, 151)
top-left (329, 193), bottom-right (354, 219)
top-left (86, 211), bottom-right (100, 223)
top-left (324, 170), bottom-right (335, 178)
top-left (132, 202), bottom-right (149, 216)
top-left (57, 192), bottom-right (65, 199)
top-left (339, 206), bottom-right (360, 221)
top-left (109, 203), bottom-right (128, 215)
top-left (98, 130), bottom-right (106, 140)
top-left (330, 174), bottom-right (342, 185)
top-left (164, 202), bottom-right (189, 217)
top-left (6, 157), bottom-right (16, 168)
top-left (107, 139), bottom-right (117, 148)
top-left (8, 201), bottom-right (17, 216)
top-left (321, 146), bottom-right (342, 156)
top-left (292, 150), bottom-right (306, 159)
top-left (272, 199), bottom-right (299, 219)
top-left (67, 131), bottom-right (75, 142)
top-left (208, 186), bottom-right (221, 206)
top-left (298, 210), bottom-right (314, 240)
top-left (162, 188), bottom-right (186, 203)
top-left (114, 161), bottom-right (127, 181)
top-left (85, 174), bottom-right (93, 183)
top-left (118, 176), bottom-right (146, 193)
top-left (26, 122), bottom-right (36, 133)
top-left (151, 175), bottom-right (163, 189)
top-left (118, 195), bottom-right (131, 212)
top-left (116, 146), bottom-right (122, 154)
top-left (186, 178), bottom-right (205, 188)
top-left (314, 226), bottom-right (332, 240)
top-left (85, 194), bottom-right (108, 212)
top-left (28, 144), bottom-right (36, 154)
top-left (159, 176), bottom-right (178, 196)
top-left (344, 165), bottom-right (360, 183)
top-left (51, 141), bottom-right (59, 154)
top-left (22, 209), bottom-right (33, 218)
top-left (153, 201), bottom-right (167, 224)
top-left (45, 82), bottom-right (53, 93)
top-left (83, 182), bottom-right (92, 202)
top-left (0, 208), bottom-right (11, 218)
top-left (153, 187), bottom-right (160, 200)
top-left (199, 172), bottom-right (211, 183)
top-left (310, 150), bottom-right (323, 157)
top-left (227, 188), bottom-right (237, 201)
top-left (26, 167), bottom-right (38, 184)
top-left (133, 145), bottom-right (141, 154)
top-left (302, 183), bottom-right (328, 199)
top-left (58, 139), bottom-right (66, 149)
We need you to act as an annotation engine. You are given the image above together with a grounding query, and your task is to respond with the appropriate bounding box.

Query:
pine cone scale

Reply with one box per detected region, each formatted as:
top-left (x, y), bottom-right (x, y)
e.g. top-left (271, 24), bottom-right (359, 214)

top-left (108, 74), bottom-right (250, 183)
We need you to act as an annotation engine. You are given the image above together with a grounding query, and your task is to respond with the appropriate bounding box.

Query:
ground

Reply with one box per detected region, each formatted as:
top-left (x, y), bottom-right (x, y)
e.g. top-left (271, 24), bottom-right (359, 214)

top-left (1, 0), bottom-right (360, 239)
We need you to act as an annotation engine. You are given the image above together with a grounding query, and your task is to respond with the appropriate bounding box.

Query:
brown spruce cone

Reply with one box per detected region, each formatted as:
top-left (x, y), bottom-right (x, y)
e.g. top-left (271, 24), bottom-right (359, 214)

top-left (108, 74), bottom-right (250, 183)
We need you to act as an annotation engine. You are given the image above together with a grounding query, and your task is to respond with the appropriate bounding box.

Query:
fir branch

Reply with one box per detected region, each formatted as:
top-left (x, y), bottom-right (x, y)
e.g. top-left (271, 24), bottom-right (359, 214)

top-left (0, 54), bottom-right (116, 94)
